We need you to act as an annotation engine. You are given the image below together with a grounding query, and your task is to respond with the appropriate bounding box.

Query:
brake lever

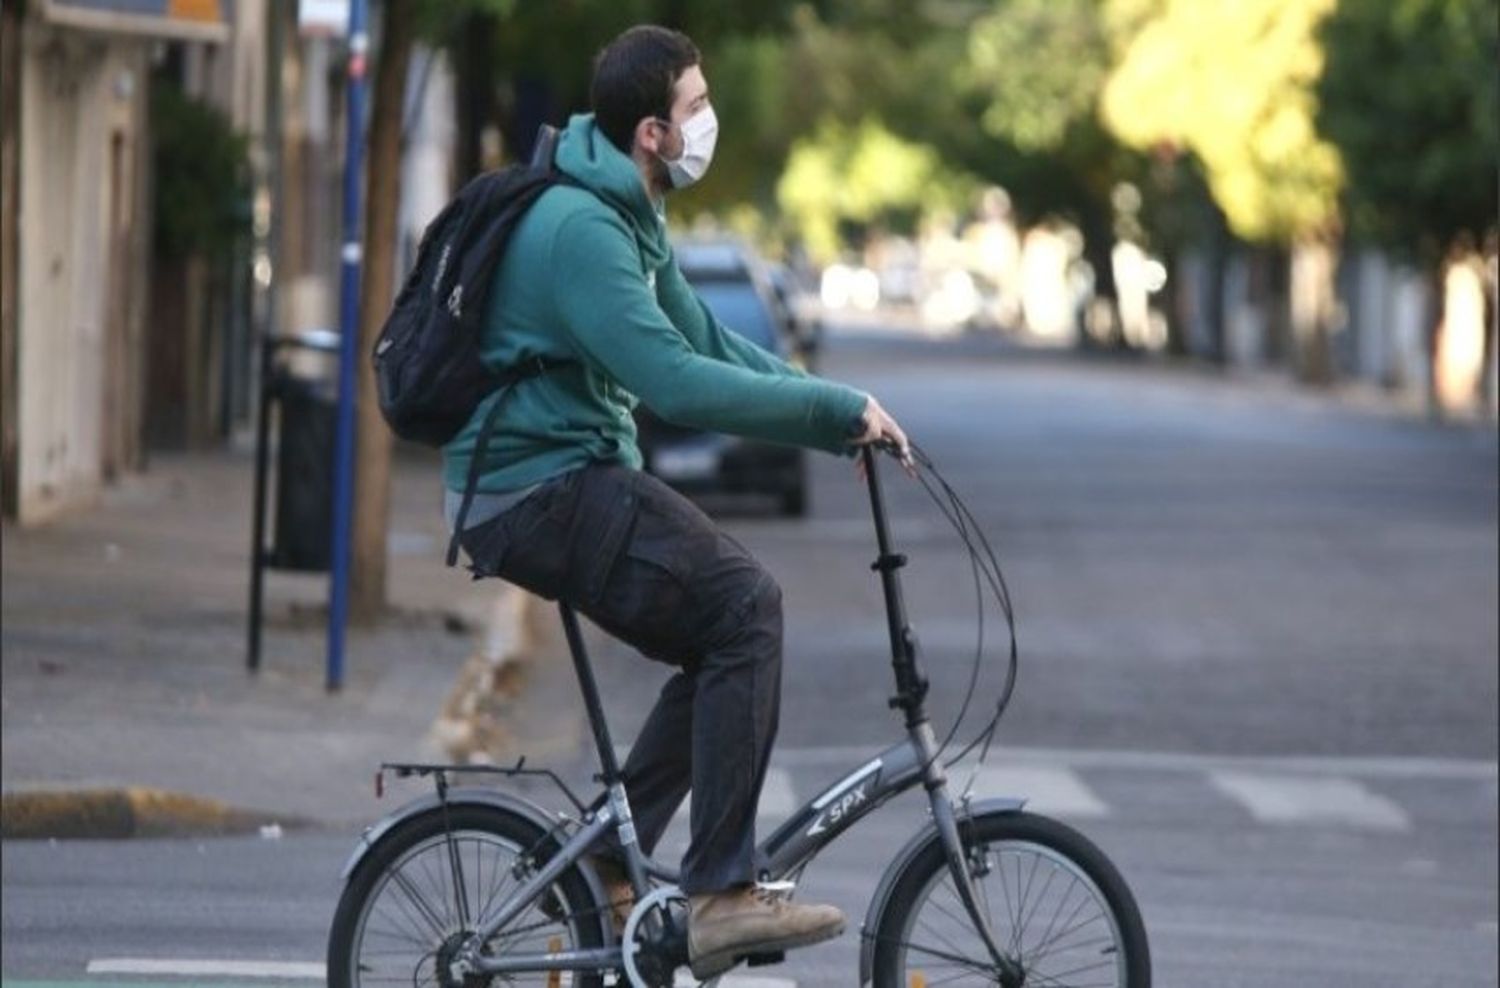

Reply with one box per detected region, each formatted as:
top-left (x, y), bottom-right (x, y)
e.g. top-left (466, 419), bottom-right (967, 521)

top-left (876, 436), bottom-right (917, 476)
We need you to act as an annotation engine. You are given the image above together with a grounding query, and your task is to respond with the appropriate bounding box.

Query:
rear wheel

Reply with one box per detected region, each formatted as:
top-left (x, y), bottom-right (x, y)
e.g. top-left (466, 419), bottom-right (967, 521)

top-left (778, 479), bottom-right (807, 517)
top-left (327, 805), bottom-right (607, 987)
top-left (871, 811), bottom-right (1150, 987)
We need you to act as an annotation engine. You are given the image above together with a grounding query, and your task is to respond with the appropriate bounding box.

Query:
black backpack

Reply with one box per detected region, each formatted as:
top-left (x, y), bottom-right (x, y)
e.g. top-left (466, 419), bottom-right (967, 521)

top-left (372, 124), bottom-right (577, 565)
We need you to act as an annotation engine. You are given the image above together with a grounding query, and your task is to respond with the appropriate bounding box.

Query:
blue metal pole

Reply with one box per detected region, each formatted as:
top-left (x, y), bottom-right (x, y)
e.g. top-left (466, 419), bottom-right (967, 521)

top-left (327, 0), bottom-right (369, 692)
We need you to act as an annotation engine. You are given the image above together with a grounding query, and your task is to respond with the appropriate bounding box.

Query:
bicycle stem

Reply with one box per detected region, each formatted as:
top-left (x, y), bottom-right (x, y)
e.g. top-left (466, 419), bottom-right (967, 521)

top-left (864, 446), bottom-right (1023, 985)
top-left (861, 447), bottom-right (928, 724)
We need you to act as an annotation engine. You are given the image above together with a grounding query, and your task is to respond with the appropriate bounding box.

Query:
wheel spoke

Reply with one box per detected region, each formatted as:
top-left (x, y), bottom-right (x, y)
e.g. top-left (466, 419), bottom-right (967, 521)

top-left (420, 845), bottom-right (456, 931)
top-left (1030, 872), bottom-right (1085, 961)
top-left (362, 915), bottom-right (432, 951)
top-left (1027, 912), bottom-right (1108, 965)
top-left (386, 866), bottom-right (450, 941)
top-left (887, 935), bottom-right (997, 972)
top-left (344, 824), bottom-right (591, 988)
top-left (887, 829), bottom-right (1132, 988)
top-left (1025, 954), bottom-right (1118, 986)
top-left (916, 908), bottom-right (980, 965)
top-left (1014, 848), bottom-right (1042, 941)
top-left (1014, 854), bottom-right (1059, 945)
top-left (924, 968), bottom-right (993, 986)
top-left (1027, 883), bottom-right (1092, 962)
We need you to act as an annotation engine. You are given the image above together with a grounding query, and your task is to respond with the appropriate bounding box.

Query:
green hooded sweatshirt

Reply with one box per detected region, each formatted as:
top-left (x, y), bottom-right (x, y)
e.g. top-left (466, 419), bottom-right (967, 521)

top-left (441, 113), bottom-right (868, 496)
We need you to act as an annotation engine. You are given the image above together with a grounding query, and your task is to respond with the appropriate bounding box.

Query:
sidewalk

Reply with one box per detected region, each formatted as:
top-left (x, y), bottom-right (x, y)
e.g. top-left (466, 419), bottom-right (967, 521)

top-left (1, 445), bottom-right (583, 835)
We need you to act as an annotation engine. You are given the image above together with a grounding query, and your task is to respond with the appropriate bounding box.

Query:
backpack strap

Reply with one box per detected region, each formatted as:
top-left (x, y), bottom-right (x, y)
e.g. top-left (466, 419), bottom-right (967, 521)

top-left (446, 123), bottom-right (583, 567)
top-left (531, 124), bottom-right (561, 168)
top-left (446, 354), bottom-right (572, 567)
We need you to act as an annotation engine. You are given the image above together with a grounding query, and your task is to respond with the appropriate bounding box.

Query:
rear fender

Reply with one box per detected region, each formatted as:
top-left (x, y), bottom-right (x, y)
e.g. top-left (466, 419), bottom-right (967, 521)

top-left (337, 787), bottom-right (610, 938)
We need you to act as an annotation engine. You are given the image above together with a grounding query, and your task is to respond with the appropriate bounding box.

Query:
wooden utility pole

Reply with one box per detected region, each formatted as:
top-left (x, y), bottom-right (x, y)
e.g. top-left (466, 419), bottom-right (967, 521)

top-left (349, 0), bottom-right (417, 623)
top-left (1, 0), bottom-right (21, 518)
top-left (452, 8), bottom-right (499, 185)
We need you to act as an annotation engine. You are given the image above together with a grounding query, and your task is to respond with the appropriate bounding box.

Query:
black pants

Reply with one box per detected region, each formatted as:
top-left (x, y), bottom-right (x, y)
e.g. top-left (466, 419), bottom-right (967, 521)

top-left (458, 462), bottom-right (783, 894)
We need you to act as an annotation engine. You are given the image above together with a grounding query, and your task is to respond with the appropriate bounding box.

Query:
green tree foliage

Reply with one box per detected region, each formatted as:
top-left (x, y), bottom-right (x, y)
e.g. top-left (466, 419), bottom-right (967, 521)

top-left (420, 0), bottom-right (821, 209)
top-left (1315, 0), bottom-right (1499, 257)
top-left (770, 3), bottom-right (1129, 243)
top-left (151, 81), bottom-right (250, 260)
top-left (1100, 0), bottom-right (1344, 243)
top-left (962, 0), bottom-right (1112, 153)
top-left (776, 118), bottom-right (977, 261)
top-left (672, 32), bottom-right (798, 220)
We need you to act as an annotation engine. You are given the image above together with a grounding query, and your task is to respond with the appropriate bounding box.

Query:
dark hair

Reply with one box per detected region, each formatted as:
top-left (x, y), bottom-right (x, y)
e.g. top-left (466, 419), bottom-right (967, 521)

top-left (591, 25), bottom-right (701, 153)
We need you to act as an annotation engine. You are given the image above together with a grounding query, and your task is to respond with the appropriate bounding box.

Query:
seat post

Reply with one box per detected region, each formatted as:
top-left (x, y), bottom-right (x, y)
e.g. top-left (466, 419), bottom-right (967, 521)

top-left (557, 602), bottom-right (623, 784)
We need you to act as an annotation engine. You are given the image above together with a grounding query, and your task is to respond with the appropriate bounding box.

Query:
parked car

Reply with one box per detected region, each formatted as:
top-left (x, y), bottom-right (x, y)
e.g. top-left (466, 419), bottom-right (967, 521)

top-left (634, 238), bottom-right (809, 517)
top-left (766, 261), bottom-right (824, 366)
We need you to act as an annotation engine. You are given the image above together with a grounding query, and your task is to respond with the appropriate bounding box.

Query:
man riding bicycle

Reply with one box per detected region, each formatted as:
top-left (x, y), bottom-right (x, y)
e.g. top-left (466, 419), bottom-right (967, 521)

top-left (445, 24), bottom-right (912, 980)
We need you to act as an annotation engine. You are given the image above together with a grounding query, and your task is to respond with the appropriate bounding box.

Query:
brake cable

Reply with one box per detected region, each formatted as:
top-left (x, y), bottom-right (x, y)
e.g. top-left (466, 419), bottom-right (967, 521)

top-left (899, 441), bottom-right (1019, 782)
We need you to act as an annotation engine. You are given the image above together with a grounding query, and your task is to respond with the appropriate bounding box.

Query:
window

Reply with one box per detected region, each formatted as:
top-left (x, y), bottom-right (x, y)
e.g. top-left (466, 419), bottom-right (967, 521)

top-left (693, 282), bottom-right (780, 354)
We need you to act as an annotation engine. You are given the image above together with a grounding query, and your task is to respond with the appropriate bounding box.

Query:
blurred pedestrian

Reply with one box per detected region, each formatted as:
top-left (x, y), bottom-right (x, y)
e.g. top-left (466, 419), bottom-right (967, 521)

top-left (965, 186), bottom-right (1022, 330)
top-left (1435, 235), bottom-right (1488, 414)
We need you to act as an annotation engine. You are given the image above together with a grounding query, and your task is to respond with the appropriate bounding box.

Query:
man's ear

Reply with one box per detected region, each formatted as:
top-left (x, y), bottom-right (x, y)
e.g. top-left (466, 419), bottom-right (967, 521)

top-left (633, 117), bottom-right (664, 159)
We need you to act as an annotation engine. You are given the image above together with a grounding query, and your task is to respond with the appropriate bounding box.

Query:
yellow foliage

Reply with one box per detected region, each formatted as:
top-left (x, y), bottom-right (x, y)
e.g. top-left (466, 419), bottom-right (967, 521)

top-left (776, 119), bottom-right (976, 262)
top-left (1101, 0), bottom-right (1344, 241)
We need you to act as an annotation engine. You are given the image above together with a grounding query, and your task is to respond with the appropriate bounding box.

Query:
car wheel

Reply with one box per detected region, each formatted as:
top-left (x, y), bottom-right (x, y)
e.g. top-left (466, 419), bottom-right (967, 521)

top-left (779, 484), bottom-right (806, 518)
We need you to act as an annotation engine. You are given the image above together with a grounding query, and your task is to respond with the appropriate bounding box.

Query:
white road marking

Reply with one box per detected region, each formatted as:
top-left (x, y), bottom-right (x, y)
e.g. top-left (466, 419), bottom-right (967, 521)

top-left (87, 959), bottom-right (324, 979)
top-left (1210, 771), bottom-right (1413, 832)
top-left (974, 765), bottom-right (1109, 819)
top-left (771, 744), bottom-right (1499, 781)
top-left (85, 958), bottom-right (796, 986)
top-left (675, 767), bottom-right (797, 822)
top-left (622, 744), bottom-right (1488, 835)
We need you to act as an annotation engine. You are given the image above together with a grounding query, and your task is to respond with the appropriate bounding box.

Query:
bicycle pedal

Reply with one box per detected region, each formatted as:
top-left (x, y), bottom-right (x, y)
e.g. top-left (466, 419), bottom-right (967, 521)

top-left (743, 951), bottom-right (784, 967)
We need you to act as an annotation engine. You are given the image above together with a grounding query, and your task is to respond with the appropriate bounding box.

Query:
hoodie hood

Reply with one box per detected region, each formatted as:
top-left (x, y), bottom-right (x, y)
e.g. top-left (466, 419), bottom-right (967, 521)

top-left (554, 113), bottom-right (671, 273)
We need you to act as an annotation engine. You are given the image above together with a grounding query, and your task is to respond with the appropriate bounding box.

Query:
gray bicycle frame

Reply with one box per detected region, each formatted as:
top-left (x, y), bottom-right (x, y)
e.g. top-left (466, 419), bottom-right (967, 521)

top-left (461, 732), bottom-right (969, 977)
top-left (454, 447), bottom-right (1017, 981)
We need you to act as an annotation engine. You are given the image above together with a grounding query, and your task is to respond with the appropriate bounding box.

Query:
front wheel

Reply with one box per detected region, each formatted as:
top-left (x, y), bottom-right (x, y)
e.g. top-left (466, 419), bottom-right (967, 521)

top-left (871, 811), bottom-right (1150, 987)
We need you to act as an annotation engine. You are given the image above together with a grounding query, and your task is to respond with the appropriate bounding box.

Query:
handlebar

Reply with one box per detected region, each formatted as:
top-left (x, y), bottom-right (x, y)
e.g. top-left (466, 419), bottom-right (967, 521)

top-left (859, 436), bottom-right (909, 464)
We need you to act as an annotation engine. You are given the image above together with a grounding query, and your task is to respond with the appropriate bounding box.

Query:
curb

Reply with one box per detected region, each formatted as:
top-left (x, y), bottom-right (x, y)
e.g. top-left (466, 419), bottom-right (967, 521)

top-left (0, 786), bottom-right (303, 840)
top-left (430, 587), bottom-right (582, 766)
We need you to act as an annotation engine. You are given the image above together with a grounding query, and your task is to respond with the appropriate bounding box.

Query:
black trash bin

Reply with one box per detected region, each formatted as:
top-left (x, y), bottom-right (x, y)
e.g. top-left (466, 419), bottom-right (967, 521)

top-left (270, 367), bottom-right (337, 572)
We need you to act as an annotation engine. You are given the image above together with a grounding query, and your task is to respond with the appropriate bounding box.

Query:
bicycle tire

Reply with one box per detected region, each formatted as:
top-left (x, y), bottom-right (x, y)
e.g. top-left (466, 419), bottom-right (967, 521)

top-left (327, 804), bottom-right (607, 988)
top-left (870, 810), bottom-right (1150, 987)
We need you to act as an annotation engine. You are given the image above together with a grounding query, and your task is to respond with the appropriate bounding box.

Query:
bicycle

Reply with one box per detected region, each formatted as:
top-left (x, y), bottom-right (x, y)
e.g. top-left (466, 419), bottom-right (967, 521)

top-left (328, 443), bottom-right (1151, 986)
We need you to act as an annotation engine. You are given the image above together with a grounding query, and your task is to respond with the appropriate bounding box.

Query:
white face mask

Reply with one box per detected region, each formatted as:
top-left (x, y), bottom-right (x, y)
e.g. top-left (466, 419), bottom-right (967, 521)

top-left (658, 105), bottom-right (718, 189)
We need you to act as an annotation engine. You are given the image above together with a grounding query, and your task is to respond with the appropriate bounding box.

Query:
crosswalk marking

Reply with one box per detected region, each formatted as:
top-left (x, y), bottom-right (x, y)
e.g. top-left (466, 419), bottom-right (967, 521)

top-left (1209, 771), bottom-right (1413, 832)
top-left (86, 960), bottom-right (323, 979)
top-left (632, 745), bottom-right (1486, 835)
top-left (972, 765), bottom-right (1110, 819)
top-left (83, 959), bottom-right (795, 987)
top-left (771, 744), bottom-right (1499, 781)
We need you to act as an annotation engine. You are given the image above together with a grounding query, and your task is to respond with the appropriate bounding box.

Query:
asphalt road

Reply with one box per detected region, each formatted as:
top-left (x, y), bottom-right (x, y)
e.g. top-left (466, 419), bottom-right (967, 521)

top-left (3, 327), bottom-right (1496, 986)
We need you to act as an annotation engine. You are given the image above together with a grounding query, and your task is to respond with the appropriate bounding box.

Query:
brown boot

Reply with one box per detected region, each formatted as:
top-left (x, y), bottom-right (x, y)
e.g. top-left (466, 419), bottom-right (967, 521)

top-left (687, 886), bottom-right (845, 980)
top-left (591, 857), bottom-right (636, 935)
top-left (540, 856), bottom-right (635, 934)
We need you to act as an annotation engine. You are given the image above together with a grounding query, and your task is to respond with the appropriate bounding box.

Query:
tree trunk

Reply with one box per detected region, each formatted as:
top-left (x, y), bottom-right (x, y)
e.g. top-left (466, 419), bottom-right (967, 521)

top-left (1, 0), bottom-right (21, 517)
top-left (1163, 247), bottom-right (1188, 356)
top-left (349, 0), bottom-right (417, 624)
top-left (1290, 238), bottom-right (1338, 385)
top-left (1204, 203), bottom-right (1229, 364)
top-left (452, 9), bottom-right (498, 186)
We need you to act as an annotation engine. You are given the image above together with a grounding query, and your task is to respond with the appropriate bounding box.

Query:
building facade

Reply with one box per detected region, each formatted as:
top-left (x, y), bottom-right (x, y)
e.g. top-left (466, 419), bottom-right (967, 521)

top-left (1, 0), bottom-right (258, 524)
